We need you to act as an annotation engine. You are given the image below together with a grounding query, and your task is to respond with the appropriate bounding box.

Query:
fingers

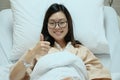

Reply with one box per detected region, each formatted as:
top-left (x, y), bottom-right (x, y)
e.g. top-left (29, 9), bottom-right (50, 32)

top-left (41, 47), bottom-right (49, 53)
top-left (41, 41), bottom-right (50, 45)
top-left (34, 33), bottom-right (51, 56)
top-left (35, 40), bottom-right (50, 56)
top-left (40, 41), bottom-right (50, 50)
top-left (40, 34), bottom-right (44, 41)
top-left (38, 41), bottom-right (50, 55)
top-left (40, 34), bottom-right (50, 51)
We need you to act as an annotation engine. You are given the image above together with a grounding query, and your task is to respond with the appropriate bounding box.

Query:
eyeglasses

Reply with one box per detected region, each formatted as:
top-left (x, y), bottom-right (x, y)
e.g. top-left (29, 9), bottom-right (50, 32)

top-left (48, 21), bottom-right (68, 29)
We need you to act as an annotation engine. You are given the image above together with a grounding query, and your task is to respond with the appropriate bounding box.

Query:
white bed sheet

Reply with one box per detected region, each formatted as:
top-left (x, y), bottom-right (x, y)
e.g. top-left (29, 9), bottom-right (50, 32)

top-left (0, 65), bottom-right (12, 80)
top-left (104, 6), bottom-right (120, 73)
top-left (0, 43), bottom-right (10, 65)
top-left (0, 43), bottom-right (13, 80)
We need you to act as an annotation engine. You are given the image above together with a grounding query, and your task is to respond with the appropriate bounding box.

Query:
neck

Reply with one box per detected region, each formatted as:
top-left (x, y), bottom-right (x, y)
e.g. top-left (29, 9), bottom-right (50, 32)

top-left (56, 40), bottom-right (66, 48)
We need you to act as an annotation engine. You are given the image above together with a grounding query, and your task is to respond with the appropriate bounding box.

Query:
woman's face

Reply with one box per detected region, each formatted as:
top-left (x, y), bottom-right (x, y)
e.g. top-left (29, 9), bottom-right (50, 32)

top-left (48, 11), bottom-right (68, 42)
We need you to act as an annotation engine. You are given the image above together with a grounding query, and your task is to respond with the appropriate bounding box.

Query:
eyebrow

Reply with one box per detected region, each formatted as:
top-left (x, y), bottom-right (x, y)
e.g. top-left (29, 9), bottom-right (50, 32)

top-left (49, 18), bottom-right (67, 22)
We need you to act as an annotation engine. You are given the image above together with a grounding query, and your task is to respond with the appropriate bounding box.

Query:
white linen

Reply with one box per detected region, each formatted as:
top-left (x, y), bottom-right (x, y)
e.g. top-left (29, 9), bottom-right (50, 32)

top-left (0, 9), bottom-right (13, 80)
top-left (0, 6), bottom-right (120, 80)
top-left (0, 9), bottom-right (13, 61)
top-left (30, 51), bottom-right (88, 80)
top-left (104, 6), bottom-right (120, 73)
top-left (118, 15), bottom-right (120, 31)
top-left (0, 66), bottom-right (9, 80)
top-left (0, 64), bottom-right (13, 80)
top-left (64, 0), bottom-right (109, 54)
top-left (0, 43), bottom-right (10, 65)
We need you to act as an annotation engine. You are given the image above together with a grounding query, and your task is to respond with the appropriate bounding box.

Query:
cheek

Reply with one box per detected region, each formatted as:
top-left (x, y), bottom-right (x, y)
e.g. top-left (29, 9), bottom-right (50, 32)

top-left (48, 28), bottom-right (52, 35)
top-left (65, 27), bottom-right (68, 35)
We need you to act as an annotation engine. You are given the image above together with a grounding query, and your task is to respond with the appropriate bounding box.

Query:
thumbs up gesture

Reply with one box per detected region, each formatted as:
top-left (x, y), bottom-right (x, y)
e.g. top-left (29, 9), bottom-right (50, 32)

top-left (33, 34), bottom-right (50, 56)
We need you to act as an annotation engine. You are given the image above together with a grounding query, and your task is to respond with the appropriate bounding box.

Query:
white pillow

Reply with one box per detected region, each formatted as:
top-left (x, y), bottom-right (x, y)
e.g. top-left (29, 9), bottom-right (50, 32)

top-left (10, 0), bottom-right (109, 61)
top-left (104, 6), bottom-right (120, 72)
top-left (10, 0), bottom-right (65, 61)
top-left (0, 9), bottom-right (13, 62)
top-left (60, 0), bottom-right (109, 54)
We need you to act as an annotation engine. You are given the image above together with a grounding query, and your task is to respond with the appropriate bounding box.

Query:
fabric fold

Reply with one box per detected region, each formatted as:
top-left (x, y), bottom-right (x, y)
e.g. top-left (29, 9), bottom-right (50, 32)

top-left (30, 51), bottom-right (88, 80)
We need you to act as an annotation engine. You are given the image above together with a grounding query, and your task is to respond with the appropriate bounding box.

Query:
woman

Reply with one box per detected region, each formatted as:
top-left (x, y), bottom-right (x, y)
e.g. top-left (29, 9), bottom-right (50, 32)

top-left (9, 3), bottom-right (111, 80)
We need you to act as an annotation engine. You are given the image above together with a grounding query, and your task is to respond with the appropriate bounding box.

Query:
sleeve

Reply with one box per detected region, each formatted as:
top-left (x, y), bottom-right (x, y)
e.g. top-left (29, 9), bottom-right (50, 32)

top-left (77, 46), bottom-right (111, 80)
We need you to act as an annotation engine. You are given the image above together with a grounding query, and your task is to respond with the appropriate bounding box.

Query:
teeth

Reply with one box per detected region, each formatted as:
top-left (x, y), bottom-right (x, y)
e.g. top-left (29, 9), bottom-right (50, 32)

top-left (55, 32), bottom-right (61, 34)
top-left (54, 31), bottom-right (63, 35)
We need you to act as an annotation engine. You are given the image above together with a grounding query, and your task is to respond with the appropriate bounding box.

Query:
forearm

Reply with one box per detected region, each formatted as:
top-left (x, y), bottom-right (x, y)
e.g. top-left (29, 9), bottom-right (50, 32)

top-left (9, 40), bottom-right (50, 80)
top-left (9, 49), bottom-right (35, 80)
top-left (9, 61), bottom-right (27, 80)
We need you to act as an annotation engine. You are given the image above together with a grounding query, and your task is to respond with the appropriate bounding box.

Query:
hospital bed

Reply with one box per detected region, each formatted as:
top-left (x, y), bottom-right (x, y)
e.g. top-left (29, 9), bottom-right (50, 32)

top-left (0, 5), bottom-right (120, 80)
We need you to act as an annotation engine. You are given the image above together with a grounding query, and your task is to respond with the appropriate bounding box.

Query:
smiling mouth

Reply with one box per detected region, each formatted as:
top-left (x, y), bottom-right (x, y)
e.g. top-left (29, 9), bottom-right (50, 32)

top-left (54, 31), bottom-right (63, 35)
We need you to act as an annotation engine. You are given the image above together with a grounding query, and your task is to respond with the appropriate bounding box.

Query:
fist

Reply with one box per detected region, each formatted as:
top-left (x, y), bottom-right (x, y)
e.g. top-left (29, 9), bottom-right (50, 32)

top-left (34, 34), bottom-right (50, 56)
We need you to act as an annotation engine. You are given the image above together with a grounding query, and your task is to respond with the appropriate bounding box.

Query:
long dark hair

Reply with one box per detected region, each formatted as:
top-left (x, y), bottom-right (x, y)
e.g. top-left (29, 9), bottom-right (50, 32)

top-left (41, 3), bottom-right (82, 47)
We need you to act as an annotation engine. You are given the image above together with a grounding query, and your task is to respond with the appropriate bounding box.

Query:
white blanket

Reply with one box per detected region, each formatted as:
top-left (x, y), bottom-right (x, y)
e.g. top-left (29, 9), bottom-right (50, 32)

top-left (30, 51), bottom-right (88, 80)
top-left (0, 64), bottom-right (13, 80)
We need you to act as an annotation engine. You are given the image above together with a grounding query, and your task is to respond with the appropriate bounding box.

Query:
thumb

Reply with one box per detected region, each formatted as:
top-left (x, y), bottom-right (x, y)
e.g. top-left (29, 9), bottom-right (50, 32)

top-left (40, 34), bottom-right (44, 41)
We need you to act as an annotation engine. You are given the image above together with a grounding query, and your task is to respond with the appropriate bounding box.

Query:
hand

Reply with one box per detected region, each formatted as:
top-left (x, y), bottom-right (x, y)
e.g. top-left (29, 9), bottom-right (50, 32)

top-left (62, 77), bottom-right (73, 80)
top-left (34, 34), bottom-right (50, 56)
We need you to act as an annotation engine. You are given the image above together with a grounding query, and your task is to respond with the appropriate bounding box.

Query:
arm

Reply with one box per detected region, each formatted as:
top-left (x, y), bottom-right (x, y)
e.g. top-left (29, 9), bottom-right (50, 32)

top-left (9, 40), bottom-right (50, 80)
top-left (77, 46), bottom-right (111, 80)
top-left (85, 50), bottom-right (111, 80)
top-left (9, 49), bottom-right (36, 80)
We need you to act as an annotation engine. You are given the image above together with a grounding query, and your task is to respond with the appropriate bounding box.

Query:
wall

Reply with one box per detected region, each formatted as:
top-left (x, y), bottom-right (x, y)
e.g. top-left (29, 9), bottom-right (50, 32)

top-left (0, 0), bottom-right (10, 10)
top-left (112, 0), bottom-right (120, 16)
top-left (104, 0), bottom-right (120, 16)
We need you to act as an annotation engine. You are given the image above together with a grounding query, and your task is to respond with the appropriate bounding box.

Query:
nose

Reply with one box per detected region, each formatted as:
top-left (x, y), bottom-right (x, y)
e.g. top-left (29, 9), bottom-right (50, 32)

top-left (55, 23), bottom-right (60, 29)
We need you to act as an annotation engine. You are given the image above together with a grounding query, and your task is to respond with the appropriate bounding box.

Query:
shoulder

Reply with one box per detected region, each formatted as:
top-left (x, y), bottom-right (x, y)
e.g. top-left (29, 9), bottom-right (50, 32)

top-left (75, 44), bottom-right (94, 57)
top-left (76, 44), bottom-right (90, 52)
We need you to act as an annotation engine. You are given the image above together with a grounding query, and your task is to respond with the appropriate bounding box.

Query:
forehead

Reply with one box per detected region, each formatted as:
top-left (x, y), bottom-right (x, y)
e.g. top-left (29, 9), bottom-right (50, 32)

top-left (49, 11), bottom-right (67, 21)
